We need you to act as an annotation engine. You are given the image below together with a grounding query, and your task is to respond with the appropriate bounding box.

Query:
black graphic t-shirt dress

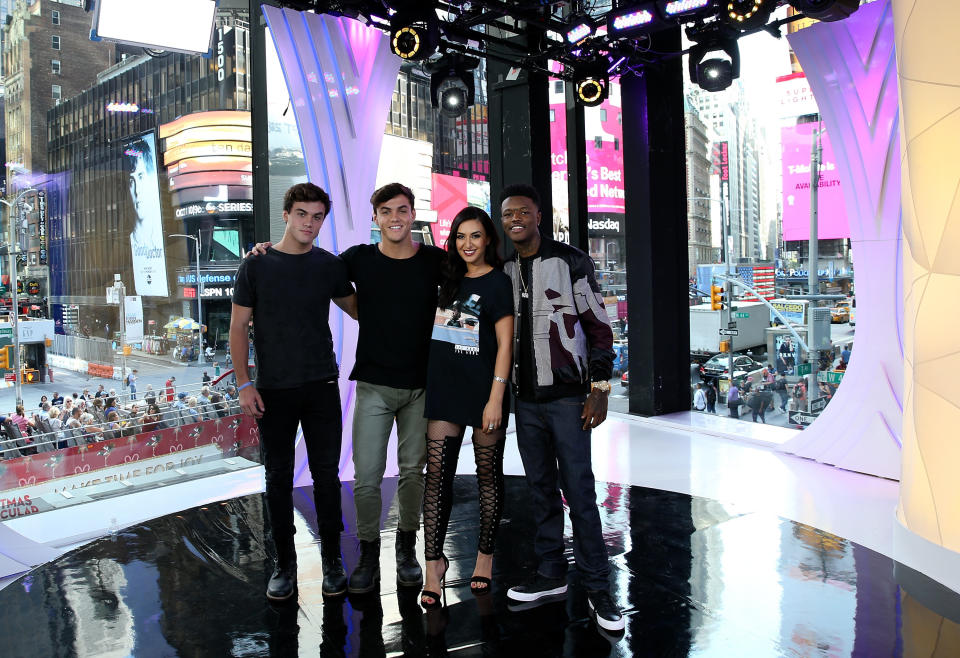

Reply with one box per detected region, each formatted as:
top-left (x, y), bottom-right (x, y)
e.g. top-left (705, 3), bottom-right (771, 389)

top-left (424, 269), bottom-right (513, 427)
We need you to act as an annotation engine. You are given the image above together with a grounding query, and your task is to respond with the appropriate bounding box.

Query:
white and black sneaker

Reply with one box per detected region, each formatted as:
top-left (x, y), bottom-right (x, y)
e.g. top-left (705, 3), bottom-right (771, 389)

top-left (506, 574), bottom-right (568, 603)
top-left (587, 589), bottom-right (625, 633)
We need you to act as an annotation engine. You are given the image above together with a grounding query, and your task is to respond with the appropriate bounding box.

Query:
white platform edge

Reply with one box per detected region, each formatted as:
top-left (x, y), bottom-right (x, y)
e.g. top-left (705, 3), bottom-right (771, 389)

top-left (0, 466), bottom-right (265, 590)
top-left (893, 511), bottom-right (960, 595)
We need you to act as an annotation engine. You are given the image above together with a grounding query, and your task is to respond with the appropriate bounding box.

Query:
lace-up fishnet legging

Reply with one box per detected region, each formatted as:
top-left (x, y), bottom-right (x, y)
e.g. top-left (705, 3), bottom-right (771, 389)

top-left (422, 420), bottom-right (506, 561)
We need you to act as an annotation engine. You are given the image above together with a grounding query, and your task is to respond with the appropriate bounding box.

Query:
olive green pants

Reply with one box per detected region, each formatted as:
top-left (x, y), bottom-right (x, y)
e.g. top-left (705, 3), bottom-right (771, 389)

top-left (351, 381), bottom-right (428, 541)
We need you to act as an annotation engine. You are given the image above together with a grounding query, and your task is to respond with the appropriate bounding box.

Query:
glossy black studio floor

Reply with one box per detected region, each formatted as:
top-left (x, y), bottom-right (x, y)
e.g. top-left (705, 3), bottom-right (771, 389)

top-left (1, 476), bottom-right (958, 657)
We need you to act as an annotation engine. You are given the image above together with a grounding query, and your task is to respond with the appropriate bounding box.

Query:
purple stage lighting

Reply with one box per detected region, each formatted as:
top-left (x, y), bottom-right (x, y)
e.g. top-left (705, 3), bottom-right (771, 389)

top-left (660, 0), bottom-right (713, 18)
top-left (566, 19), bottom-right (594, 44)
top-left (610, 8), bottom-right (655, 32)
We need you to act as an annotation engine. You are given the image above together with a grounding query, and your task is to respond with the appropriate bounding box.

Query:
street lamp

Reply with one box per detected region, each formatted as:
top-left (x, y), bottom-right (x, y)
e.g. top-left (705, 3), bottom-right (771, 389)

top-left (0, 188), bottom-right (37, 407)
top-left (170, 230), bottom-right (204, 366)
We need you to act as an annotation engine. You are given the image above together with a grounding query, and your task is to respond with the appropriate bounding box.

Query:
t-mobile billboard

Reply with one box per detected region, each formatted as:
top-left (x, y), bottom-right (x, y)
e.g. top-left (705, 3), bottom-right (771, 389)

top-left (549, 79), bottom-right (625, 214)
top-left (781, 122), bottom-right (850, 241)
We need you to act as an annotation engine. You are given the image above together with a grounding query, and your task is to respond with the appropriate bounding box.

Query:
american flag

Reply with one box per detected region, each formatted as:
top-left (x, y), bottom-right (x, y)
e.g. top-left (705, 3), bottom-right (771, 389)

top-left (737, 265), bottom-right (776, 301)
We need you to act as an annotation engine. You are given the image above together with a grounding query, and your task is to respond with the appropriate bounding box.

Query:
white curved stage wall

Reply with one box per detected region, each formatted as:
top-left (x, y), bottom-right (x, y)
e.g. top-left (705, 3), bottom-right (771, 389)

top-left (892, 0), bottom-right (960, 589)
top-left (781, 0), bottom-right (903, 480)
top-left (261, 7), bottom-right (401, 484)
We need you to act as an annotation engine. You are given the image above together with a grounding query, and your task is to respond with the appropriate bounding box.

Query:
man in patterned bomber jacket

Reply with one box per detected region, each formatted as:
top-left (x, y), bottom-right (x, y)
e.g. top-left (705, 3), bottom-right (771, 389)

top-left (499, 183), bottom-right (624, 634)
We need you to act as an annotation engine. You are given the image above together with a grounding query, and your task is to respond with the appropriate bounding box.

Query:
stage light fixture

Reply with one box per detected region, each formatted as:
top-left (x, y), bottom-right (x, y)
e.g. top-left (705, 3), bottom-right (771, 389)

top-left (575, 74), bottom-right (609, 107)
top-left (787, 0), bottom-right (860, 22)
top-left (658, 0), bottom-right (715, 19)
top-left (427, 53), bottom-right (480, 118)
top-left (722, 0), bottom-right (775, 30)
top-left (566, 15), bottom-right (596, 44)
top-left (607, 4), bottom-right (658, 35)
top-left (688, 35), bottom-right (740, 92)
top-left (389, 11), bottom-right (439, 60)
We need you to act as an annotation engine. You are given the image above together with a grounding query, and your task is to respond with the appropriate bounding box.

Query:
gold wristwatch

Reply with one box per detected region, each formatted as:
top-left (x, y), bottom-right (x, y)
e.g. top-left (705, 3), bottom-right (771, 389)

top-left (591, 380), bottom-right (611, 393)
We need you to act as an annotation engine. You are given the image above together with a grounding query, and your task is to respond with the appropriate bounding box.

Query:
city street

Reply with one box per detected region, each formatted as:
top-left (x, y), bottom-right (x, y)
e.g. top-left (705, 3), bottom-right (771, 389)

top-left (0, 351), bottom-right (230, 414)
top-left (608, 321), bottom-right (857, 430)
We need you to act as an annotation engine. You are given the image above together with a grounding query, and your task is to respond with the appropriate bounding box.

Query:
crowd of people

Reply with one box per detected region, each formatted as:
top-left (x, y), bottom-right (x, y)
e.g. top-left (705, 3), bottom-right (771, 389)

top-left (693, 357), bottom-right (845, 424)
top-left (0, 381), bottom-right (240, 458)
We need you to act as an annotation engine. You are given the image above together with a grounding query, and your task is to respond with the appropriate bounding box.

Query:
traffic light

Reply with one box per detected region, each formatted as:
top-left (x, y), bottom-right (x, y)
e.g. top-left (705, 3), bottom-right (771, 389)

top-left (719, 340), bottom-right (731, 353)
top-left (710, 284), bottom-right (725, 310)
top-left (0, 346), bottom-right (10, 370)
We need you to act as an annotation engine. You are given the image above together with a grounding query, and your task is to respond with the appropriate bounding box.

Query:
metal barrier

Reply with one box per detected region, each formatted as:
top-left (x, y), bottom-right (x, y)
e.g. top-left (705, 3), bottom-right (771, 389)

top-left (51, 334), bottom-right (115, 365)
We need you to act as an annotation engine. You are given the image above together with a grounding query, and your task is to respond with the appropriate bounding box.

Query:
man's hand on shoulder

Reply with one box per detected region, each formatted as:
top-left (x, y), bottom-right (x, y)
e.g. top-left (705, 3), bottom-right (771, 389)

top-left (247, 242), bottom-right (273, 258)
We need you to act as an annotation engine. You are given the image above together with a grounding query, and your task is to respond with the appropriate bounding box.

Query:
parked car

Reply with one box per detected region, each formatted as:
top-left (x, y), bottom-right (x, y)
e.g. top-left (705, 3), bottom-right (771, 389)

top-left (831, 301), bottom-right (851, 324)
top-left (700, 353), bottom-right (765, 382)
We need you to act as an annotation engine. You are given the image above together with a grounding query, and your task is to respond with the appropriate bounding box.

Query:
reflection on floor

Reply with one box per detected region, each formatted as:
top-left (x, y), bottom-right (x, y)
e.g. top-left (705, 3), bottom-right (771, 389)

top-left (0, 475), bottom-right (958, 657)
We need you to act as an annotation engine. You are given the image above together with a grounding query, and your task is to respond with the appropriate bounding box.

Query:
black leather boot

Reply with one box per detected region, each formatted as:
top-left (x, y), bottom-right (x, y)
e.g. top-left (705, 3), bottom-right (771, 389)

top-left (348, 538), bottom-right (381, 594)
top-left (395, 529), bottom-right (423, 587)
top-left (266, 542), bottom-right (297, 601)
top-left (321, 534), bottom-right (347, 597)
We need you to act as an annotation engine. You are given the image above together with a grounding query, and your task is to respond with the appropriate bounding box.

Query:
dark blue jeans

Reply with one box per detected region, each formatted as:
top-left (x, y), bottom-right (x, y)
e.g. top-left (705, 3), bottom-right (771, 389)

top-left (513, 395), bottom-right (610, 592)
top-left (257, 380), bottom-right (344, 552)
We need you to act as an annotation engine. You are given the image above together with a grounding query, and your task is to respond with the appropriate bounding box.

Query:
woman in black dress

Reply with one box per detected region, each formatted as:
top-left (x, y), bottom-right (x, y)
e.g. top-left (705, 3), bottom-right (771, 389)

top-left (420, 207), bottom-right (514, 609)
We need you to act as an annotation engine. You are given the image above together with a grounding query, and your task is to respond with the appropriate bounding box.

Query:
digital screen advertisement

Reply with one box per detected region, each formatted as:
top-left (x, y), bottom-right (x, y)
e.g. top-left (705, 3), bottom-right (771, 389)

top-left (781, 122), bottom-right (850, 241)
top-left (123, 131), bottom-right (170, 297)
top-left (549, 78), bottom-right (626, 215)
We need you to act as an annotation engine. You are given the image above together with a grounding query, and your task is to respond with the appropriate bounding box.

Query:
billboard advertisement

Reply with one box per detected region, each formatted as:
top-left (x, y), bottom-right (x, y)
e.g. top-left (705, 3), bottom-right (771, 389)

top-left (123, 131), bottom-right (170, 297)
top-left (429, 172), bottom-right (491, 247)
top-left (549, 79), bottom-right (625, 215)
top-left (781, 123), bottom-right (849, 241)
top-left (776, 72), bottom-right (818, 119)
top-left (124, 295), bottom-right (144, 342)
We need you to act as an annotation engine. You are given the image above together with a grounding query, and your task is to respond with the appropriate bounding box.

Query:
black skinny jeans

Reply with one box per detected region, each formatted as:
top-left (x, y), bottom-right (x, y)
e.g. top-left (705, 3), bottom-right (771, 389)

top-left (257, 380), bottom-right (344, 554)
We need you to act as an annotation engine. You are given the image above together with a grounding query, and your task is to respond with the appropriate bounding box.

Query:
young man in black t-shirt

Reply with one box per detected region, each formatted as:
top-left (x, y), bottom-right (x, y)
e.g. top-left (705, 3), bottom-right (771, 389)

top-left (231, 183), bottom-right (357, 602)
top-left (340, 183), bottom-right (444, 594)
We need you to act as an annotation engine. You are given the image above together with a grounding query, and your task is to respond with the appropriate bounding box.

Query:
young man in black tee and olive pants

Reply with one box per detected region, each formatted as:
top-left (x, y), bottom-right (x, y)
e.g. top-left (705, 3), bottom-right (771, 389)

top-left (231, 183), bottom-right (358, 601)
top-left (340, 183), bottom-right (445, 593)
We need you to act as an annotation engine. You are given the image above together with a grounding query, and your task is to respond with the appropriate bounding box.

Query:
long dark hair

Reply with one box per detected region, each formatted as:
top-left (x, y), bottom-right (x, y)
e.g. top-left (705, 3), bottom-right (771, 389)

top-left (438, 206), bottom-right (502, 309)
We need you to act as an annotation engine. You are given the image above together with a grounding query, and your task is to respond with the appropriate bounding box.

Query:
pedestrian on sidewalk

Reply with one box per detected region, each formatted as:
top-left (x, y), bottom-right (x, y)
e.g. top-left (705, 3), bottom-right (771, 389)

top-left (705, 380), bottom-right (717, 414)
top-left (127, 369), bottom-right (138, 400)
top-left (693, 383), bottom-right (707, 412)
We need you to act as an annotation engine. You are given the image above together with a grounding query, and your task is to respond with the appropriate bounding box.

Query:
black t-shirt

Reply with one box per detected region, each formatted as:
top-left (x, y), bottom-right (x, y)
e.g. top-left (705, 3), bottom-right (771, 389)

top-left (516, 254), bottom-right (536, 402)
top-left (425, 270), bottom-right (513, 427)
top-left (232, 246), bottom-right (354, 389)
top-left (341, 243), bottom-right (444, 389)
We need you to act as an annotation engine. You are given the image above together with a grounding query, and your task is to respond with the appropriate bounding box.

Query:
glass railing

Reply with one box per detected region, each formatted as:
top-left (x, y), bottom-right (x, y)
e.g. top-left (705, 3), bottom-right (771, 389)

top-left (0, 382), bottom-right (260, 518)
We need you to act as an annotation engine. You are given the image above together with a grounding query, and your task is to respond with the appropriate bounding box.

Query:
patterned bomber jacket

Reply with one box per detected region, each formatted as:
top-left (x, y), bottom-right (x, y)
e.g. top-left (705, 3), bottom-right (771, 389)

top-left (504, 238), bottom-right (615, 400)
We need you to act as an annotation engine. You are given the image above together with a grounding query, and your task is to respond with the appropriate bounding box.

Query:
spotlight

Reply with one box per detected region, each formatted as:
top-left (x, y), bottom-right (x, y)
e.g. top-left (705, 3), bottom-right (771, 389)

top-left (657, 0), bottom-right (716, 19)
top-left (427, 53), bottom-right (480, 118)
top-left (722, 0), bottom-right (775, 30)
top-left (566, 15), bottom-right (596, 44)
top-left (607, 3), bottom-right (658, 35)
top-left (788, 0), bottom-right (860, 22)
top-left (688, 33), bottom-right (740, 92)
top-left (574, 72), bottom-right (609, 107)
top-left (389, 10), bottom-right (439, 60)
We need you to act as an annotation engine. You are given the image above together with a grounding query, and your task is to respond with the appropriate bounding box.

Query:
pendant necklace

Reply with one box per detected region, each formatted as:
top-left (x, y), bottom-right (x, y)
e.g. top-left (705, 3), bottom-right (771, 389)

top-left (517, 253), bottom-right (530, 299)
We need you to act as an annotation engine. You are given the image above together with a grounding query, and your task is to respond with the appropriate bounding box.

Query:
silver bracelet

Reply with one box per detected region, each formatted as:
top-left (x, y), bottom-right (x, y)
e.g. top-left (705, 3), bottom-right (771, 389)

top-left (493, 375), bottom-right (507, 384)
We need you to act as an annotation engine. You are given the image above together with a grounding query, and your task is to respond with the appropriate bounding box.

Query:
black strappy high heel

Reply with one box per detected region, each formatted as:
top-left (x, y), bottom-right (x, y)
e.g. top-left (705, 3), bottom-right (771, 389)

top-left (420, 554), bottom-right (449, 610)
